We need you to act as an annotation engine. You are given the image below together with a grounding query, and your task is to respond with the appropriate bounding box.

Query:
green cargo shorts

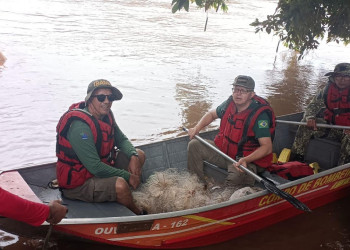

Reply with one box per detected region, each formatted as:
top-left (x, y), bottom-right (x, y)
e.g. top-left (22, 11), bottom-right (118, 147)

top-left (62, 151), bottom-right (133, 202)
top-left (62, 176), bottom-right (118, 202)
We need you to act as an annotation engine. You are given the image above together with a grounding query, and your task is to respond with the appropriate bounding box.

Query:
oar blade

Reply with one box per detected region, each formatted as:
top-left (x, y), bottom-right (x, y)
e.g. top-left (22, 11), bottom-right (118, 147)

top-left (261, 179), bottom-right (312, 212)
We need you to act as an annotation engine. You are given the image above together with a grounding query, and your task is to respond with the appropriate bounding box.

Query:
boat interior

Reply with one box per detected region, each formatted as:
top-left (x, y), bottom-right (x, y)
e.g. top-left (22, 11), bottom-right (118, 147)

top-left (6, 112), bottom-right (342, 219)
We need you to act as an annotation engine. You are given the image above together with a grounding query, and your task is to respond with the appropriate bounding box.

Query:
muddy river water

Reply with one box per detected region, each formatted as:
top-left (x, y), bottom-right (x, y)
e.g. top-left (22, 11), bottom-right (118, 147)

top-left (0, 0), bottom-right (349, 249)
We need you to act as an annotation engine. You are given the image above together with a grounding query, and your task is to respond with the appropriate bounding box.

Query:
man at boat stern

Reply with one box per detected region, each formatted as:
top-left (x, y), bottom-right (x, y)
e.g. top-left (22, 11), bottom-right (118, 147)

top-left (186, 75), bottom-right (275, 187)
top-left (56, 79), bottom-right (146, 215)
top-left (291, 63), bottom-right (350, 165)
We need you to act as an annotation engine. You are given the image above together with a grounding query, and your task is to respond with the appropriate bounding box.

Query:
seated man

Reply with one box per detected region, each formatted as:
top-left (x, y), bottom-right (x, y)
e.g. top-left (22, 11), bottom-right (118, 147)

top-left (186, 75), bottom-right (275, 187)
top-left (56, 79), bottom-right (145, 215)
top-left (291, 63), bottom-right (350, 165)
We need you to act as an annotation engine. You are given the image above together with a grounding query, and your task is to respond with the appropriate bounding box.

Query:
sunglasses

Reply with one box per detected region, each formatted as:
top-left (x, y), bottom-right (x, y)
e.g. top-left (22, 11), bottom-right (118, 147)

top-left (92, 94), bottom-right (116, 102)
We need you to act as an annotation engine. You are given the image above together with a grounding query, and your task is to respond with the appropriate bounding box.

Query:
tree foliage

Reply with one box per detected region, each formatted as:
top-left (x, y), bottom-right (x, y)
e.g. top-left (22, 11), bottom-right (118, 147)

top-left (250, 0), bottom-right (350, 59)
top-left (171, 0), bottom-right (350, 59)
top-left (171, 0), bottom-right (228, 14)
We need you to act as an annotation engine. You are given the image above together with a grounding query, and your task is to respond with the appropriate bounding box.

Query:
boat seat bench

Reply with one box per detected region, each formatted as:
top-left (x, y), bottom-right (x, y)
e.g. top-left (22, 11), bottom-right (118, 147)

top-left (0, 170), bottom-right (135, 219)
top-left (283, 119), bottom-right (341, 170)
top-left (0, 171), bottom-right (42, 203)
top-left (27, 185), bottom-right (136, 218)
top-left (305, 137), bottom-right (340, 170)
top-left (16, 165), bottom-right (137, 219)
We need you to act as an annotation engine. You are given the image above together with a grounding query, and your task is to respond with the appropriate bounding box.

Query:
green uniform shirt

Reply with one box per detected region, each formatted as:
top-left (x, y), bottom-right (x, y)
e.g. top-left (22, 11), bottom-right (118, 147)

top-left (303, 84), bottom-right (328, 121)
top-left (66, 108), bottom-right (137, 182)
top-left (216, 97), bottom-right (271, 138)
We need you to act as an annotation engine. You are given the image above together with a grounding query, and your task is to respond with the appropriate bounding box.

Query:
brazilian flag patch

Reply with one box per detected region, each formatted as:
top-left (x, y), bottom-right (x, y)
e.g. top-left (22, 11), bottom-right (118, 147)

top-left (258, 120), bottom-right (268, 128)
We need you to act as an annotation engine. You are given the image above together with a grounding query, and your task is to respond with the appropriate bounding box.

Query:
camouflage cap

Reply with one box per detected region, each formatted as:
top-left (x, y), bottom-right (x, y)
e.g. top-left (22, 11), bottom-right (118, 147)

top-left (232, 75), bottom-right (255, 90)
top-left (85, 79), bottom-right (123, 102)
top-left (325, 63), bottom-right (350, 76)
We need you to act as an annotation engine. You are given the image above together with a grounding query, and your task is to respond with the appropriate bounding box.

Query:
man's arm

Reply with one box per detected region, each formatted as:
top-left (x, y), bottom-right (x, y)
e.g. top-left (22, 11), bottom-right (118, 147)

top-left (0, 188), bottom-right (67, 226)
top-left (234, 111), bottom-right (273, 171)
top-left (187, 98), bottom-right (230, 139)
top-left (234, 137), bottom-right (273, 171)
top-left (113, 123), bottom-right (143, 179)
top-left (188, 109), bottom-right (218, 140)
top-left (304, 87), bottom-right (327, 130)
top-left (114, 123), bottom-right (138, 158)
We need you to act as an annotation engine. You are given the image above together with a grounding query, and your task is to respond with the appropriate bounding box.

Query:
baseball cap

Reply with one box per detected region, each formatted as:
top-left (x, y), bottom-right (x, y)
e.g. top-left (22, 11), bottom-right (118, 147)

top-left (232, 75), bottom-right (255, 90)
top-left (85, 79), bottom-right (123, 102)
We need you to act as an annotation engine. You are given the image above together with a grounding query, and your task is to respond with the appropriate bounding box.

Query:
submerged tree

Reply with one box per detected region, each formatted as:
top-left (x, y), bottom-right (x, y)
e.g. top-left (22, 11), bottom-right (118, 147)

top-left (171, 0), bottom-right (350, 59)
top-left (171, 0), bottom-right (228, 31)
top-left (171, 0), bottom-right (228, 13)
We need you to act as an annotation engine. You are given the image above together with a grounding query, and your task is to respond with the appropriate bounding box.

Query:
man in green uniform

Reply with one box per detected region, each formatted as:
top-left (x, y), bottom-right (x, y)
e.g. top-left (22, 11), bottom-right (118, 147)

top-left (56, 79), bottom-right (145, 215)
top-left (186, 75), bottom-right (275, 187)
top-left (291, 63), bottom-right (350, 165)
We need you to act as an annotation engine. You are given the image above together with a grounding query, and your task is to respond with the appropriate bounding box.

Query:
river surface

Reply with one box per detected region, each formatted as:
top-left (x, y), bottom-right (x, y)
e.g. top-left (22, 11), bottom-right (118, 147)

top-left (0, 0), bottom-right (349, 249)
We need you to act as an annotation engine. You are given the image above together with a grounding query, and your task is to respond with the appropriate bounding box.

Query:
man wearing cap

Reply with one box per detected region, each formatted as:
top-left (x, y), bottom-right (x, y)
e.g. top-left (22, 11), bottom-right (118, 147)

top-left (186, 75), bottom-right (275, 187)
top-left (56, 79), bottom-right (145, 215)
top-left (292, 63), bottom-right (350, 165)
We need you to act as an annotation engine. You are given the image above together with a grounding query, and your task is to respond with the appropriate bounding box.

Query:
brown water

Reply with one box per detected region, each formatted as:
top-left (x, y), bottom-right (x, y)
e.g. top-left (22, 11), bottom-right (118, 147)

top-left (0, 0), bottom-right (349, 249)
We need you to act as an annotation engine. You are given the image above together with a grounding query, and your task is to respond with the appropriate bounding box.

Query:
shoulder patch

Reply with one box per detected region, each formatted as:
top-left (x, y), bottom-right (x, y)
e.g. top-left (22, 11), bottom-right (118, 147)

top-left (258, 120), bottom-right (269, 128)
top-left (80, 132), bottom-right (88, 140)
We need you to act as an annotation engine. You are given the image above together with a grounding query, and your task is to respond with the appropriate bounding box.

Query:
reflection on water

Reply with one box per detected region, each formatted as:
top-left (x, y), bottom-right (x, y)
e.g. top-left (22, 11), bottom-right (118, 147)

top-left (176, 77), bottom-right (214, 128)
top-left (265, 52), bottom-right (329, 116)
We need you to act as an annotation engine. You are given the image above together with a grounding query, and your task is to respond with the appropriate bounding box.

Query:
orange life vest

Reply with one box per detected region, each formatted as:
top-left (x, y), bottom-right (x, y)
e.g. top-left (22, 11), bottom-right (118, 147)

top-left (214, 96), bottom-right (275, 168)
top-left (323, 81), bottom-right (350, 126)
top-left (56, 102), bottom-right (115, 189)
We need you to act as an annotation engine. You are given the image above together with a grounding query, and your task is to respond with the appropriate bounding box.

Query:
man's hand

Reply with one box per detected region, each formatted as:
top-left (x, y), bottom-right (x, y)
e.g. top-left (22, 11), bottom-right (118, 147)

top-left (344, 129), bottom-right (350, 135)
top-left (128, 155), bottom-right (142, 176)
top-left (187, 109), bottom-right (218, 140)
top-left (47, 200), bottom-right (67, 224)
top-left (306, 118), bottom-right (317, 131)
top-left (129, 174), bottom-right (141, 189)
top-left (188, 127), bottom-right (198, 140)
top-left (234, 157), bottom-right (247, 173)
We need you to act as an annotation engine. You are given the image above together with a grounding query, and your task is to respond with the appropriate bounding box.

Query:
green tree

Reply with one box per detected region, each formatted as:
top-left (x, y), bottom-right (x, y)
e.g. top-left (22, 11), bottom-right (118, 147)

top-left (251, 0), bottom-right (350, 59)
top-left (171, 0), bottom-right (228, 31)
top-left (171, 0), bottom-right (228, 13)
top-left (172, 0), bottom-right (350, 59)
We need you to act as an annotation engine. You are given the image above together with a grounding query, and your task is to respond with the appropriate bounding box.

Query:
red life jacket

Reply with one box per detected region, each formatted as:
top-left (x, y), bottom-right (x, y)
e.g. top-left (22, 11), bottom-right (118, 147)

top-left (214, 95), bottom-right (276, 168)
top-left (267, 161), bottom-right (314, 180)
top-left (56, 102), bottom-right (115, 189)
top-left (323, 81), bottom-right (350, 126)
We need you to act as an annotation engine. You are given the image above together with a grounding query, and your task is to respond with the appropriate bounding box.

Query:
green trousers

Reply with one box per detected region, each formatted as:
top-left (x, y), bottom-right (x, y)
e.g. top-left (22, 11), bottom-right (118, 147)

top-left (187, 139), bottom-right (259, 187)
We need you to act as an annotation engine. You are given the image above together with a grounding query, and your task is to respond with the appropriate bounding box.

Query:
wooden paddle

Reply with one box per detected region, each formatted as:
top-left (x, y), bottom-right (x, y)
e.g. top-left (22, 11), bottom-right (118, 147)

top-left (276, 120), bottom-right (350, 130)
top-left (183, 127), bottom-right (312, 212)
